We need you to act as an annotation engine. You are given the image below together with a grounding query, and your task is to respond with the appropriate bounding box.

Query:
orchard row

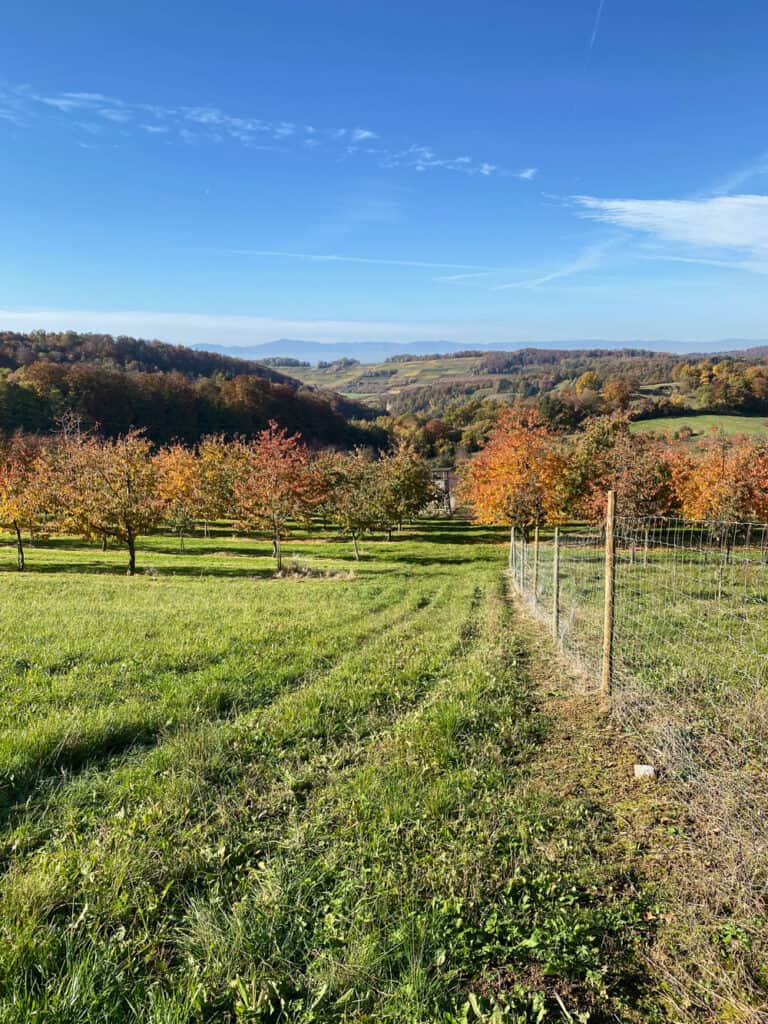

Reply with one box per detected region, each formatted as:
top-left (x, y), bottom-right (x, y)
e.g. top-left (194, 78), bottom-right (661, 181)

top-left (0, 422), bottom-right (436, 574)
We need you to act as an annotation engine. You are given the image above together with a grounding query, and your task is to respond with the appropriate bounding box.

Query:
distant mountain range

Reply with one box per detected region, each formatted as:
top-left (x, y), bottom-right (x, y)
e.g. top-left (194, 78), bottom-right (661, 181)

top-left (194, 338), bottom-right (768, 365)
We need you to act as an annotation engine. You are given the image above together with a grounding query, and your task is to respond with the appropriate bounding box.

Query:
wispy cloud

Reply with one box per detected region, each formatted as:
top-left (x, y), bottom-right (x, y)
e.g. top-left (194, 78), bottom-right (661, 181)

top-left (572, 191), bottom-right (768, 277)
top-left (0, 83), bottom-right (528, 182)
top-left (574, 194), bottom-right (768, 251)
top-left (496, 240), bottom-right (614, 289)
top-left (589, 0), bottom-right (607, 51)
top-left (516, 167), bottom-right (538, 180)
top-left (229, 249), bottom-right (492, 271)
top-left (377, 144), bottom-right (501, 178)
top-left (639, 252), bottom-right (768, 275)
top-left (708, 150), bottom-right (768, 196)
top-left (434, 269), bottom-right (501, 283)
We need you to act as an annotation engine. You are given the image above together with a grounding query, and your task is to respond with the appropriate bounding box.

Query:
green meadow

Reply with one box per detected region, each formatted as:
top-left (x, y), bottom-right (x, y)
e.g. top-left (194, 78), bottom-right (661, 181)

top-left (0, 522), bottom-right (680, 1023)
top-left (630, 413), bottom-right (768, 441)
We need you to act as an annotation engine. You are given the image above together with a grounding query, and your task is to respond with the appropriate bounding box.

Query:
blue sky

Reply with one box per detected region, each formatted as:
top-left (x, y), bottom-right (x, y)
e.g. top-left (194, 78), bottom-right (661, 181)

top-left (2, 0), bottom-right (768, 349)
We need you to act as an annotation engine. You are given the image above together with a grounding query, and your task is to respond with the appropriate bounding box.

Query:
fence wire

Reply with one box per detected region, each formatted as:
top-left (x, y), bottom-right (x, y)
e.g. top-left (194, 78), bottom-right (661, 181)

top-left (510, 517), bottom-right (768, 772)
top-left (510, 516), bottom-right (768, 1010)
top-left (513, 515), bottom-right (768, 884)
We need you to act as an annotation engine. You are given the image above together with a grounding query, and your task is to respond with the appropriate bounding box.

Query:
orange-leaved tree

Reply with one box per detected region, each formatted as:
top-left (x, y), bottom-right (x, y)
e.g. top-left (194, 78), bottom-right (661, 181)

top-left (196, 434), bottom-right (247, 535)
top-left (670, 430), bottom-right (768, 522)
top-left (233, 422), bottom-right (321, 570)
top-left (52, 426), bottom-right (167, 575)
top-left (460, 405), bottom-right (570, 538)
top-left (154, 443), bottom-right (200, 551)
top-left (0, 433), bottom-right (46, 571)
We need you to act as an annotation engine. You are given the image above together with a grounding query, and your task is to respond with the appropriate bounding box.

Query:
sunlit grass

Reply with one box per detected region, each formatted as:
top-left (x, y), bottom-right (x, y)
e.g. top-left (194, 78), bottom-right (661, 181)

top-left (0, 522), bottom-right (665, 1022)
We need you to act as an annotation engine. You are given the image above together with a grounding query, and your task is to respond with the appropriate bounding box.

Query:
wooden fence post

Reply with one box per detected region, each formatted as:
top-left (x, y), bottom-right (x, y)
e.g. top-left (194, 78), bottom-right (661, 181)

top-left (552, 526), bottom-right (560, 643)
top-left (532, 526), bottom-right (540, 602)
top-left (601, 490), bottom-right (616, 697)
top-left (509, 525), bottom-right (516, 575)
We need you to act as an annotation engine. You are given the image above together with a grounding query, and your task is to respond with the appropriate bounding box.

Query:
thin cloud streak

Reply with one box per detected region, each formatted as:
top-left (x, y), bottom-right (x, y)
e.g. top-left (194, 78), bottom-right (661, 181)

top-left (589, 0), bottom-right (606, 50)
top-left (495, 240), bottom-right (613, 289)
top-left (229, 249), bottom-right (494, 271)
top-left (640, 253), bottom-right (768, 276)
top-left (708, 150), bottom-right (768, 196)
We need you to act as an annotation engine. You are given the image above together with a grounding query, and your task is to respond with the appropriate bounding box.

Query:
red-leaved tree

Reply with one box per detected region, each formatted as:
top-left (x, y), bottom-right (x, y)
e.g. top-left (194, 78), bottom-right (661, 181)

top-left (233, 422), bottom-right (321, 570)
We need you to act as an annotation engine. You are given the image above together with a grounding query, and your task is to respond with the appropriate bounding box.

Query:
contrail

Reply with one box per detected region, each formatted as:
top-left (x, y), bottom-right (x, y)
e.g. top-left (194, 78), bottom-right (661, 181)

top-left (589, 0), bottom-right (606, 50)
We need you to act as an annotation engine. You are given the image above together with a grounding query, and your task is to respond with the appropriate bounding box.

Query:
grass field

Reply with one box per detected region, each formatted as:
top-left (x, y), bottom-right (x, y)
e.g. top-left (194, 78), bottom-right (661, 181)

top-left (0, 522), bottom-right (682, 1023)
top-left (630, 413), bottom-right (768, 440)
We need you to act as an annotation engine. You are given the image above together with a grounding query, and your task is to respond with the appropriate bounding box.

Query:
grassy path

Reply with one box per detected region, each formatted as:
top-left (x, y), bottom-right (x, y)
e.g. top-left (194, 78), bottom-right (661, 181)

top-left (0, 524), bottom-right (701, 1021)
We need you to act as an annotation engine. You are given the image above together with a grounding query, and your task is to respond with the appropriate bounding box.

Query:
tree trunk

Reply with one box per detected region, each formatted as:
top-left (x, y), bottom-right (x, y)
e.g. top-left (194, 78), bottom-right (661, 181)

top-left (127, 535), bottom-right (136, 576)
top-left (387, 526), bottom-right (392, 542)
top-left (274, 525), bottom-right (282, 571)
top-left (203, 520), bottom-right (209, 538)
top-left (101, 535), bottom-right (108, 552)
top-left (352, 532), bottom-right (360, 561)
top-left (14, 522), bottom-right (25, 572)
top-left (179, 530), bottom-right (185, 553)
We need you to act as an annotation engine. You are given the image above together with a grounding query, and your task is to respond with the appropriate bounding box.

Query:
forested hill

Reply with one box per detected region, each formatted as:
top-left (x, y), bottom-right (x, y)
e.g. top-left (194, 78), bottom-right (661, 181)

top-left (0, 331), bottom-right (296, 384)
top-left (0, 331), bottom-right (384, 448)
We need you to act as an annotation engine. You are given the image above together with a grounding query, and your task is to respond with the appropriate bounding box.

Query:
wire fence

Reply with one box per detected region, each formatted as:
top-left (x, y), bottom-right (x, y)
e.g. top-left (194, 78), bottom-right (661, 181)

top-left (508, 507), bottom-right (768, 999)
top-left (510, 514), bottom-right (768, 773)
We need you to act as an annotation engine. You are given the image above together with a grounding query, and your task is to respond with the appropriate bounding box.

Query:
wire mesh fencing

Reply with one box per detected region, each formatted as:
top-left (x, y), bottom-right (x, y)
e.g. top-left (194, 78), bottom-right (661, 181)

top-left (509, 515), bottom-right (768, 771)
top-left (513, 512), bottom-right (768, 890)
top-left (510, 511), bottom-right (768, 1011)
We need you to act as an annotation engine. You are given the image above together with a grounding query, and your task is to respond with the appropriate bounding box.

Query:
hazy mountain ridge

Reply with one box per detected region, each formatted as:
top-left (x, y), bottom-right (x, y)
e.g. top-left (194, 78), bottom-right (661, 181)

top-left (195, 338), bottom-right (768, 365)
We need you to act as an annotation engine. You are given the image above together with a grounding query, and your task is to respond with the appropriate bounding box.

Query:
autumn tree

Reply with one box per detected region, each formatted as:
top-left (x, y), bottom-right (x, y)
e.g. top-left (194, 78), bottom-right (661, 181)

top-left (196, 435), bottom-right (247, 535)
top-left (575, 370), bottom-right (599, 396)
top-left (154, 443), bottom-right (200, 551)
top-left (601, 376), bottom-right (632, 411)
top-left (460, 406), bottom-right (570, 538)
top-left (51, 426), bottom-right (166, 575)
top-left (0, 433), bottom-right (45, 570)
top-left (232, 422), bottom-right (321, 570)
top-left (324, 449), bottom-right (385, 560)
top-left (669, 431), bottom-right (768, 523)
top-left (572, 422), bottom-right (675, 524)
top-left (378, 440), bottom-right (436, 539)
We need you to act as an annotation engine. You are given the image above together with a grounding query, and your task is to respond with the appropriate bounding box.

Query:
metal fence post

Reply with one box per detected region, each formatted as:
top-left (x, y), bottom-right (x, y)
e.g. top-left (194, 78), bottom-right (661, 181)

top-left (601, 490), bottom-right (616, 697)
top-left (552, 526), bottom-right (560, 643)
top-left (520, 535), bottom-right (527, 591)
top-left (532, 526), bottom-right (540, 603)
top-left (509, 525), bottom-right (516, 576)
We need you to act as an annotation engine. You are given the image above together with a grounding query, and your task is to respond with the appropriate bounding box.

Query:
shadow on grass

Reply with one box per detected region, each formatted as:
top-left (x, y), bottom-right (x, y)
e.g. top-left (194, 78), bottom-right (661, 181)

top-left (0, 520), bottom-right (506, 577)
top-left (0, 718), bottom-right (171, 832)
top-left (0, 561), bottom-right (282, 580)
